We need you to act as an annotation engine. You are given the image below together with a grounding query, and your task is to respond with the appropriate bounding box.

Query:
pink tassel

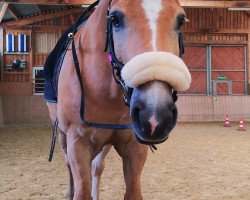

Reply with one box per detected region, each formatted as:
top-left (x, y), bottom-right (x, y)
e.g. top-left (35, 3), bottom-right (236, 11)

top-left (108, 54), bottom-right (112, 62)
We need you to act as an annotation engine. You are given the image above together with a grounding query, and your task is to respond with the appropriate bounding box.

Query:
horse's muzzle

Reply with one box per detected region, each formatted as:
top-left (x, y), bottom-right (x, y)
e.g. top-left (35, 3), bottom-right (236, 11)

top-left (130, 82), bottom-right (178, 145)
top-left (121, 52), bottom-right (190, 145)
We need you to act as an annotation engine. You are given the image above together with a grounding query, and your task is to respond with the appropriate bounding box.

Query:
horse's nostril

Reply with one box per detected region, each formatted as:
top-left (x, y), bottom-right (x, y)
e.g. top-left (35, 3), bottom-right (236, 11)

top-left (131, 105), bottom-right (143, 133)
top-left (172, 105), bottom-right (178, 123)
top-left (149, 116), bottom-right (159, 135)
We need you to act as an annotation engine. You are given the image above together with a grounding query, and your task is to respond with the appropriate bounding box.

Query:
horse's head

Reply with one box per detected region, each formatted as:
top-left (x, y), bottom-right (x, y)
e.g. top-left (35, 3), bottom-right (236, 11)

top-left (106, 0), bottom-right (191, 144)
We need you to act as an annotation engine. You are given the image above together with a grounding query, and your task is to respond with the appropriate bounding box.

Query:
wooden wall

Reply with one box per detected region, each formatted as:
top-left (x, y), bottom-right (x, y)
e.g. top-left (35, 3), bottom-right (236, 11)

top-left (2, 96), bottom-right (50, 124)
top-left (2, 95), bottom-right (250, 124)
top-left (183, 45), bottom-right (247, 95)
top-left (178, 96), bottom-right (250, 121)
top-left (34, 32), bottom-right (61, 54)
top-left (2, 30), bottom-right (31, 84)
top-left (1, 7), bottom-right (248, 96)
top-left (184, 8), bottom-right (249, 30)
top-left (0, 7), bottom-right (249, 124)
top-left (0, 95), bottom-right (3, 127)
top-left (0, 13), bottom-right (77, 95)
top-left (182, 8), bottom-right (249, 96)
top-left (33, 32), bottom-right (61, 68)
top-left (33, 13), bottom-right (80, 26)
top-left (183, 8), bottom-right (249, 45)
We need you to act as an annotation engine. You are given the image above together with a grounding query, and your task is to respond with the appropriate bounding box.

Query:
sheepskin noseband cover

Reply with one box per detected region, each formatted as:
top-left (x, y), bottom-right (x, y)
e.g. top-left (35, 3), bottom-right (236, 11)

top-left (121, 52), bottom-right (191, 92)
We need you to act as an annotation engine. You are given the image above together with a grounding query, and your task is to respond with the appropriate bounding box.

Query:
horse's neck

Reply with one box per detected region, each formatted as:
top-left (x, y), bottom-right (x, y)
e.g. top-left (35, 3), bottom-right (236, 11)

top-left (75, 0), bottom-right (122, 100)
top-left (72, 1), bottom-right (128, 122)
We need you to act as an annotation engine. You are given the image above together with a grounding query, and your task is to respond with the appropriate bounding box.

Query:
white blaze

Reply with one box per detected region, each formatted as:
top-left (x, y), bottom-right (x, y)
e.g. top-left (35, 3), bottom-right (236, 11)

top-left (142, 0), bottom-right (163, 51)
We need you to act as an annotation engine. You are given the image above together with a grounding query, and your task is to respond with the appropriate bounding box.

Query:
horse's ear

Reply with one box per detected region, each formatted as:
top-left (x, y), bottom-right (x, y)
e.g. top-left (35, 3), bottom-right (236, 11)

top-left (174, 0), bottom-right (181, 6)
top-left (184, 18), bottom-right (190, 23)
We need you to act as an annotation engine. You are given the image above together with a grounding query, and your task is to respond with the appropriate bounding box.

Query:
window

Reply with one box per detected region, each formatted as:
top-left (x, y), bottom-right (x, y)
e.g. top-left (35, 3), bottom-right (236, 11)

top-left (33, 67), bottom-right (45, 95)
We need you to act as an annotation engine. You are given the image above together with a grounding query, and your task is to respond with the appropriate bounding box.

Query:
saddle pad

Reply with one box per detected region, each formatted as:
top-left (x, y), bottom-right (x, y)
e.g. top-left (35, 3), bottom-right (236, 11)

top-left (44, 33), bottom-right (71, 103)
top-left (44, 18), bottom-right (88, 103)
top-left (44, 44), bottom-right (70, 103)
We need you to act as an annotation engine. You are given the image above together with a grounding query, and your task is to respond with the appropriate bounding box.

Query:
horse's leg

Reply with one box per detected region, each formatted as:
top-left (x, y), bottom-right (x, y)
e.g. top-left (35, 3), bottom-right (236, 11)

top-left (47, 102), bottom-right (74, 199)
top-left (47, 102), bottom-right (57, 123)
top-left (67, 127), bottom-right (93, 200)
top-left (58, 131), bottom-right (74, 200)
top-left (117, 141), bottom-right (148, 200)
top-left (91, 145), bottom-right (112, 200)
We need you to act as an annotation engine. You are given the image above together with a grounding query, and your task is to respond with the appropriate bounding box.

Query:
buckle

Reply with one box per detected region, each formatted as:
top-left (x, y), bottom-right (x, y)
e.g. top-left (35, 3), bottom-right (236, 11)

top-left (68, 32), bottom-right (74, 39)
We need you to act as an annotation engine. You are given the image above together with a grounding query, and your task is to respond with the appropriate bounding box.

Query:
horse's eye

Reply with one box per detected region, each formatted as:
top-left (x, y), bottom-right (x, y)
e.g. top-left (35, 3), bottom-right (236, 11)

top-left (111, 15), bottom-right (120, 26)
top-left (109, 11), bottom-right (124, 30)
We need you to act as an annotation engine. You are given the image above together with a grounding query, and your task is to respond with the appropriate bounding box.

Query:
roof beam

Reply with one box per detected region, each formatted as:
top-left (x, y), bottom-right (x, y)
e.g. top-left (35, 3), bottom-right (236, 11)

top-left (34, 4), bottom-right (42, 14)
top-left (0, 3), bottom-right (9, 23)
top-left (0, 0), bottom-right (250, 8)
top-left (181, 1), bottom-right (250, 8)
top-left (7, 6), bottom-right (19, 20)
top-left (0, 0), bottom-right (94, 5)
top-left (0, 6), bottom-right (83, 26)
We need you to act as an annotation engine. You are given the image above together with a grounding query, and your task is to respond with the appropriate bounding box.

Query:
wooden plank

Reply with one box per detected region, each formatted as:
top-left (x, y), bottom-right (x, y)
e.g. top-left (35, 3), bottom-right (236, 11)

top-left (3, 72), bottom-right (30, 75)
top-left (177, 96), bottom-right (250, 122)
top-left (245, 11), bottom-right (250, 16)
top-left (0, 7), bottom-right (83, 27)
top-left (185, 7), bottom-right (249, 29)
top-left (248, 34), bottom-right (250, 94)
top-left (177, 96), bottom-right (214, 121)
top-left (181, 1), bottom-right (250, 8)
top-left (1, 0), bottom-right (250, 8)
top-left (0, 28), bottom-right (3, 82)
top-left (34, 5), bottom-right (42, 14)
top-left (0, 95), bottom-right (4, 127)
top-left (0, 82), bottom-right (33, 95)
top-left (182, 46), bottom-right (207, 94)
top-left (1, 0), bottom-right (94, 5)
top-left (184, 39), bottom-right (247, 45)
top-left (2, 25), bottom-right (69, 32)
top-left (2, 96), bottom-right (50, 124)
top-left (2, 28), bottom-right (249, 36)
top-left (211, 46), bottom-right (245, 70)
top-left (0, 3), bottom-right (9, 23)
top-left (30, 29), bottom-right (34, 82)
top-left (69, 14), bottom-right (75, 24)
top-left (213, 96), bottom-right (250, 121)
top-left (184, 28), bottom-right (250, 34)
top-left (7, 6), bottom-right (19, 20)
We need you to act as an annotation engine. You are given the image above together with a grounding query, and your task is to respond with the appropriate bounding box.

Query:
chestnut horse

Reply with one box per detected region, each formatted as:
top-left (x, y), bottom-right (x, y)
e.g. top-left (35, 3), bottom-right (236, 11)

top-left (46, 0), bottom-right (191, 199)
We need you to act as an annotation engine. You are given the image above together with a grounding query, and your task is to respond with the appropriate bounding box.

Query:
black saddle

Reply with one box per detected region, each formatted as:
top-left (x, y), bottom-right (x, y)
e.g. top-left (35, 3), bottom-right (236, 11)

top-left (44, 16), bottom-right (89, 103)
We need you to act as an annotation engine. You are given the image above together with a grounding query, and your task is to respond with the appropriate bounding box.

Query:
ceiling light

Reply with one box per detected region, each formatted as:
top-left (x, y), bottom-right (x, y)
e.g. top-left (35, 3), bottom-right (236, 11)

top-left (228, 7), bottom-right (250, 11)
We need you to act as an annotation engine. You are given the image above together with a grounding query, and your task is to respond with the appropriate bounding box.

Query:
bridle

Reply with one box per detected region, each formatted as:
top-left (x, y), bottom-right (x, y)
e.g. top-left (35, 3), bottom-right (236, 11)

top-left (104, 0), bottom-right (182, 106)
top-left (71, 0), bottom-right (183, 129)
top-left (104, 2), bottom-right (132, 106)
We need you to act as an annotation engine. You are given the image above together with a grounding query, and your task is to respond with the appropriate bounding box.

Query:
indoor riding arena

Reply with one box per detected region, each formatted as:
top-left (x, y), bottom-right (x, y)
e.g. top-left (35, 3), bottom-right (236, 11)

top-left (0, 1), bottom-right (250, 200)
